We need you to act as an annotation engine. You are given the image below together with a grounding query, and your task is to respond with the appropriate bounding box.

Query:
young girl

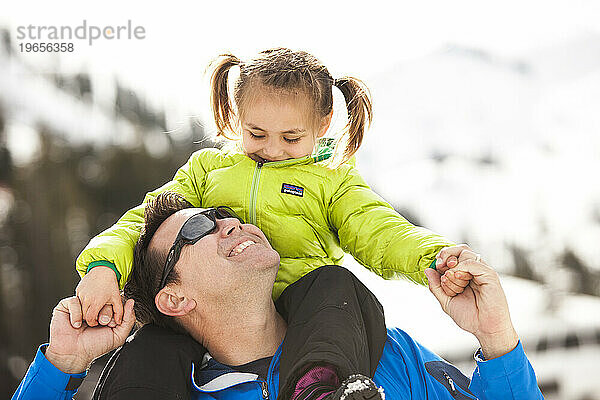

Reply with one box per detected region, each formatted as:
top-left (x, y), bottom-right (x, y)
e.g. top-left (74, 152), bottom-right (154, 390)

top-left (75, 48), bottom-right (471, 400)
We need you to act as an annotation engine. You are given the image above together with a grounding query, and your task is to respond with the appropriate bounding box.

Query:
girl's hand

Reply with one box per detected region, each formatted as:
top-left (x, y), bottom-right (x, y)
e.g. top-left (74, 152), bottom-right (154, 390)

top-left (75, 266), bottom-right (123, 328)
top-left (435, 245), bottom-right (478, 296)
top-left (436, 244), bottom-right (469, 272)
top-left (441, 269), bottom-right (471, 297)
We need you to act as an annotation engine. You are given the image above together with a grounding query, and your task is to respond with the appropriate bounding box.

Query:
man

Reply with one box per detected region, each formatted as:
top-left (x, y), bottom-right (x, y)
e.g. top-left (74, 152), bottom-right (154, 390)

top-left (13, 193), bottom-right (543, 399)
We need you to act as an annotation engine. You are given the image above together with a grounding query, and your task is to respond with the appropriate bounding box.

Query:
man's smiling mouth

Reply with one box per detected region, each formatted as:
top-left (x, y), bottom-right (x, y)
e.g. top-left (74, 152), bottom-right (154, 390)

top-left (228, 240), bottom-right (256, 256)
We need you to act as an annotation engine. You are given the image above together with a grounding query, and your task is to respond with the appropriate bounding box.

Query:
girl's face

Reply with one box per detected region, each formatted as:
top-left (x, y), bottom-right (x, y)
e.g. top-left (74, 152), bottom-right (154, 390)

top-left (239, 89), bottom-right (331, 163)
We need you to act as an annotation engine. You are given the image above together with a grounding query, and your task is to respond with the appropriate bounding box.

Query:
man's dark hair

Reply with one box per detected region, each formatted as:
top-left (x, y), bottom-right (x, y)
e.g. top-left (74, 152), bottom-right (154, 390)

top-left (124, 191), bottom-right (193, 334)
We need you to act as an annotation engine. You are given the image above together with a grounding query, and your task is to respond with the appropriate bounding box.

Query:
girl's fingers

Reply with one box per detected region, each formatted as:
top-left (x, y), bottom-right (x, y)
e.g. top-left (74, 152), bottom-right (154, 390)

top-left (457, 249), bottom-right (481, 263)
top-left (436, 244), bottom-right (471, 271)
top-left (441, 273), bottom-right (463, 296)
top-left (113, 299), bottom-right (136, 342)
top-left (84, 303), bottom-right (102, 327)
top-left (436, 264), bottom-right (449, 274)
top-left (445, 270), bottom-right (470, 288)
top-left (111, 295), bottom-right (124, 325)
top-left (446, 255), bottom-right (458, 268)
top-left (437, 244), bottom-right (471, 262)
top-left (454, 270), bottom-right (474, 281)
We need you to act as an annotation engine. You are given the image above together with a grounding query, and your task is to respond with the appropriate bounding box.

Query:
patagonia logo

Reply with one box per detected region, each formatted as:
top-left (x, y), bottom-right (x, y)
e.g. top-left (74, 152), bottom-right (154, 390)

top-left (281, 183), bottom-right (304, 197)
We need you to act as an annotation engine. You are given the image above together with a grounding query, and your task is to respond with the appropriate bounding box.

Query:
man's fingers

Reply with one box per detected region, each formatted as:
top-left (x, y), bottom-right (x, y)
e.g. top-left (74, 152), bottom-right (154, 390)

top-left (111, 295), bottom-right (124, 325)
top-left (65, 297), bottom-right (84, 329)
top-left (441, 281), bottom-right (456, 297)
top-left (55, 298), bottom-right (70, 314)
top-left (425, 268), bottom-right (448, 306)
top-left (98, 305), bottom-right (113, 326)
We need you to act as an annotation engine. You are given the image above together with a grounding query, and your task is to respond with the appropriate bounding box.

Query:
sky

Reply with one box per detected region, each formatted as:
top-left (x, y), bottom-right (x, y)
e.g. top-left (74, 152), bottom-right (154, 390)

top-left (2, 0), bottom-right (599, 121)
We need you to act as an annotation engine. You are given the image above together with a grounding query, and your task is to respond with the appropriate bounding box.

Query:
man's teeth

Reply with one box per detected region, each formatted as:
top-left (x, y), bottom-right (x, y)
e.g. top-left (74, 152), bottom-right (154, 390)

top-left (229, 240), bottom-right (256, 256)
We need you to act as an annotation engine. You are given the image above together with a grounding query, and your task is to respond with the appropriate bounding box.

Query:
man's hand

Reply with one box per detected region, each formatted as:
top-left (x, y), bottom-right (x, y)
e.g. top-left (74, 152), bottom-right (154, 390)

top-left (45, 296), bottom-right (135, 373)
top-left (75, 266), bottom-right (123, 327)
top-left (425, 258), bottom-right (519, 359)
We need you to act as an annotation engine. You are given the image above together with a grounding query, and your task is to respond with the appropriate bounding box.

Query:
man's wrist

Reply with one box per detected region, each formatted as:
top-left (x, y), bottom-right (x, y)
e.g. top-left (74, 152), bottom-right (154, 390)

top-left (475, 328), bottom-right (519, 360)
top-left (45, 346), bottom-right (90, 374)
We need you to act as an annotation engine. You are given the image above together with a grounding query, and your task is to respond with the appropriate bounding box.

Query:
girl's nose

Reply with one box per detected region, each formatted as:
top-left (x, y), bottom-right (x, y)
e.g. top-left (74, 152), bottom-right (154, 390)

top-left (263, 144), bottom-right (284, 160)
top-left (262, 137), bottom-right (285, 160)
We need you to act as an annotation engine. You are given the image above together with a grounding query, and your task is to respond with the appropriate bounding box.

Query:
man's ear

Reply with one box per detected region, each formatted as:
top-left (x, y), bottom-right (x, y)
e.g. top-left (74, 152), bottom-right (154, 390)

top-left (317, 111), bottom-right (333, 138)
top-left (155, 287), bottom-right (197, 317)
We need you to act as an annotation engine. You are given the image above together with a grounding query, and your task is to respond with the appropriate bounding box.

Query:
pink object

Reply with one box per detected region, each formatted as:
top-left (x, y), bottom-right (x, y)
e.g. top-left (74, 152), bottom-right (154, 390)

top-left (290, 364), bottom-right (340, 400)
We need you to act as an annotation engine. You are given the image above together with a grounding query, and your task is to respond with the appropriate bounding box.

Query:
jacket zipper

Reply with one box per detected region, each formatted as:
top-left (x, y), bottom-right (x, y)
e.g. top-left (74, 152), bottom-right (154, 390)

top-left (247, 156), bottom-right (309, 225)
top-left (261, 381), bottom-right (269, 399)
top-left (249, 162), bottom-right (263, 225)
top-left (443, 371), bottom-right (456, 394)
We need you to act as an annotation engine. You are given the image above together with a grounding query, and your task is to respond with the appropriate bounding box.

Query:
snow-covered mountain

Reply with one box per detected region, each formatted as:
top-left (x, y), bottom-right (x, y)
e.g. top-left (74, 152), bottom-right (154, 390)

top-left (357, 35), bottom-right (600, 283)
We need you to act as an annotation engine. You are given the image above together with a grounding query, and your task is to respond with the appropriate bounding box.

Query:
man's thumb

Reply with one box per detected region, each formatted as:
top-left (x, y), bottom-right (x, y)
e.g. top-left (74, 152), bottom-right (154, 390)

top-left (114, 299), bottom-right (135, 340)
top-left (425, 268), bottom-right (446, 304)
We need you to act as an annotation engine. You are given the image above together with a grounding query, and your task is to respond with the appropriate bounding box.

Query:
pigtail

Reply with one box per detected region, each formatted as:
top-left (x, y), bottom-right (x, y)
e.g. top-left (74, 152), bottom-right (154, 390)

top-left (208, 54), bottom-right (241, 139)
top-left (334, 77), bottom-right (373, 164)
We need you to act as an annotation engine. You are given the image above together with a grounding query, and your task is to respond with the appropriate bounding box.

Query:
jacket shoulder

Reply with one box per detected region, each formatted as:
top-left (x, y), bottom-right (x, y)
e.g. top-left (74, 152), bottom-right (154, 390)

top-left (189, 147), bottom-right (243, 171)
top-left (305, 161), bottom-right (363, 190)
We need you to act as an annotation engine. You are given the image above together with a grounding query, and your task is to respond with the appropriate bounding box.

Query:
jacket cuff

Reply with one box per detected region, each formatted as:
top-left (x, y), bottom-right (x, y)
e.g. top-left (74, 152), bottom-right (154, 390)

top-left (473, 340), bottom-right (525, 379)
top-left (86, 260), bottom-right (122, 282)
top-left (36, 344), bottom-right (87, 392)
top-left (429, 259), bottom-right (437, 270)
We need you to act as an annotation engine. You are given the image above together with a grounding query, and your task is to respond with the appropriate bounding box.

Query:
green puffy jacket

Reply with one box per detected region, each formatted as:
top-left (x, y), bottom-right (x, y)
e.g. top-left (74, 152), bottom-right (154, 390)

top-left (76, 144), bottom-right (454, 298)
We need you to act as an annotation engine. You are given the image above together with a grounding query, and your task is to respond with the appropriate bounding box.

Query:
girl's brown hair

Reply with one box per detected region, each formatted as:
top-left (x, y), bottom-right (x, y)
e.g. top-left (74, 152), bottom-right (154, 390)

top-left (208, 47), bottom-right (373, 165)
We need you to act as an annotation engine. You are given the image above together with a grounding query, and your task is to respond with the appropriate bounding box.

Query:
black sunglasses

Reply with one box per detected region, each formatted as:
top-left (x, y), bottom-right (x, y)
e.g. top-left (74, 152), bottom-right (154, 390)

top-left (158, 206), bottom-right (244, 289)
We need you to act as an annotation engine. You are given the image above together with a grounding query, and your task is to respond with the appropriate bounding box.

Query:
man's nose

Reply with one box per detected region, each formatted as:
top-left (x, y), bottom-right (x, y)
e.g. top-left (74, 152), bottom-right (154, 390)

top-left (217, 218), bottom-right (242, 237)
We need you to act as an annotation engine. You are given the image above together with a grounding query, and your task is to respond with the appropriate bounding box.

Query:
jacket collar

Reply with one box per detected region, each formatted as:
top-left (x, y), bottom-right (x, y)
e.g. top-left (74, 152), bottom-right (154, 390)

top-left (191, 341), bottom-right (283, 393)
top-left (229, 138), bottom-right (336, 168)
top-left (191, 354), bottom-right (260, 392)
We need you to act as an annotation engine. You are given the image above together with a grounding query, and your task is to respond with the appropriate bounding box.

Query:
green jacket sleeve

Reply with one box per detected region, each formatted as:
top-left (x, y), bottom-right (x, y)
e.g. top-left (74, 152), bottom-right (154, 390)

top-left (75, 148), bottom-right (218, 288)
top-left (328, 167), bottom-right (455, 285)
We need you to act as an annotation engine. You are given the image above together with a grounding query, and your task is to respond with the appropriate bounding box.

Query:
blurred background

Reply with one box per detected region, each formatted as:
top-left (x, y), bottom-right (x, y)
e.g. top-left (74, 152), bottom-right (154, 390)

top-left (1, 1), bottom-right (599, 398)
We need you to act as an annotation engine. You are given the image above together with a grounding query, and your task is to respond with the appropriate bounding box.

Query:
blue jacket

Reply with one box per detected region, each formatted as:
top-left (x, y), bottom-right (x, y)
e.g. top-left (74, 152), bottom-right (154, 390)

top-left (13, 328), bottom-right (543, 400)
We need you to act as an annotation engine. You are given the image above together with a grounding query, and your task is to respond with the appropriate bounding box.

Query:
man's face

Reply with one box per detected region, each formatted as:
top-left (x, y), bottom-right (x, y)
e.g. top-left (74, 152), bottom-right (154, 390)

top-left (149, 208), bottom-right (280, 303)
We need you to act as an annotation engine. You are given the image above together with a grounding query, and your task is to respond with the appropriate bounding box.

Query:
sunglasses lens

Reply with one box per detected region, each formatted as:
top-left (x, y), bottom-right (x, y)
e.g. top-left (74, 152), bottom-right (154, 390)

top-left (181, 214), bottom-right (215, 241)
